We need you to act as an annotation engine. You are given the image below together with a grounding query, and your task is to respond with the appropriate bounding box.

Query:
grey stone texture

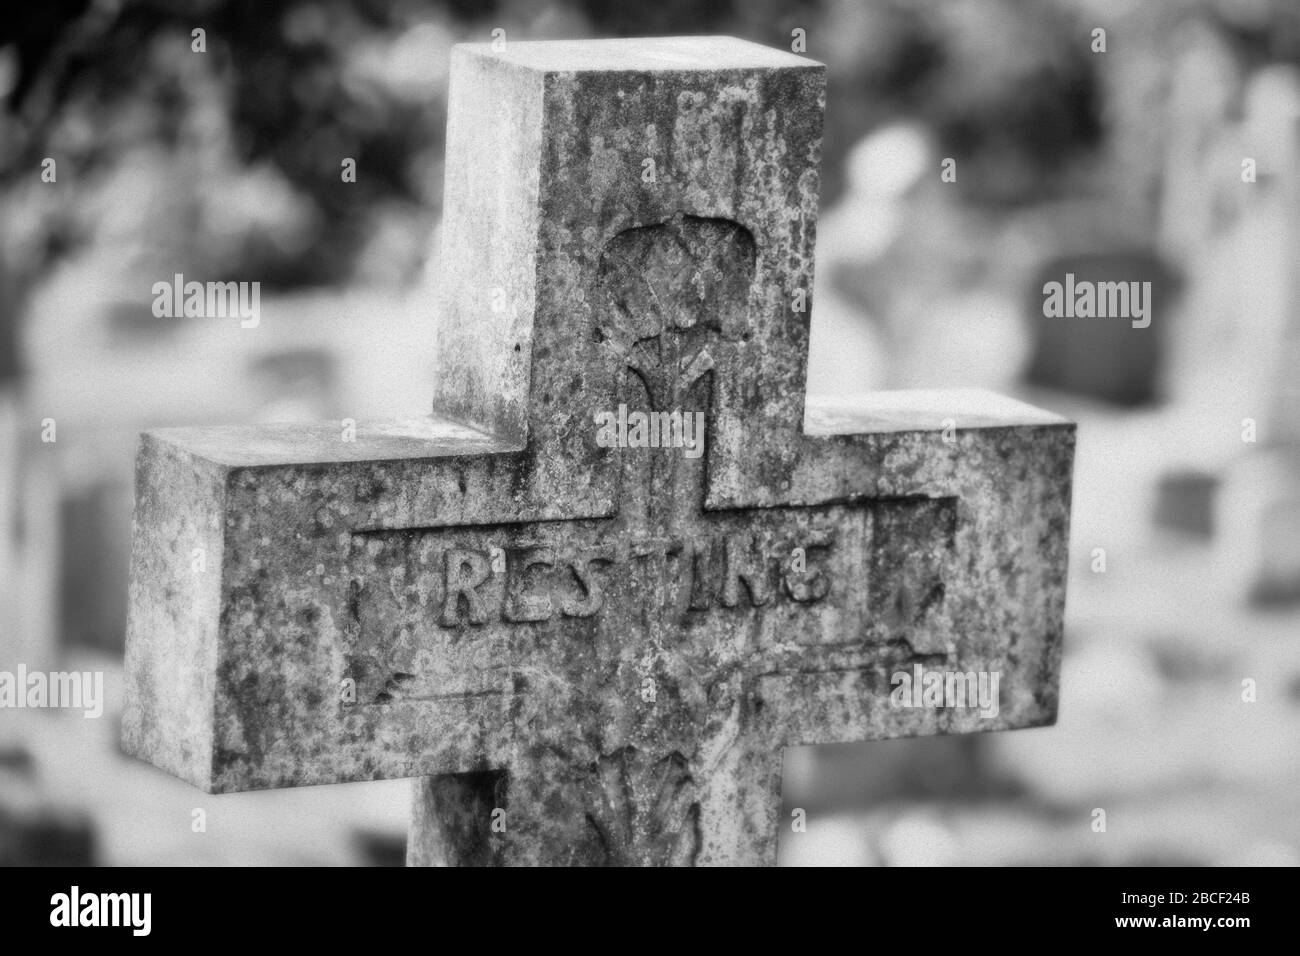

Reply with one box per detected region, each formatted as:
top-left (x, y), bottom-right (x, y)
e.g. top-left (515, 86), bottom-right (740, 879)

top-left (123, 37), bottom-right (1074, 866)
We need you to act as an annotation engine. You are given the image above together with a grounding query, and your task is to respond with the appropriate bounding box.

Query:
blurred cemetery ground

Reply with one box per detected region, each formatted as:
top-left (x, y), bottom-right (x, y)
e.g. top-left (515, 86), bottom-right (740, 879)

top-left (2, 0), bottom-right (1299, 865)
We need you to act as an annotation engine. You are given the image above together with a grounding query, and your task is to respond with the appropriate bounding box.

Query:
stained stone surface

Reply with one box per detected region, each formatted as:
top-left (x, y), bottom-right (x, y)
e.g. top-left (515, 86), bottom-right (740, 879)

top-left (122, 36), bottom-right (1075, 866)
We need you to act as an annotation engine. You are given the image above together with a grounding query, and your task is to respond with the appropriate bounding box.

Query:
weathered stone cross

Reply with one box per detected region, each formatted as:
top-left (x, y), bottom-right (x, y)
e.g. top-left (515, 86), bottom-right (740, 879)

top-left (123, 36), bottom-right (1074, 866)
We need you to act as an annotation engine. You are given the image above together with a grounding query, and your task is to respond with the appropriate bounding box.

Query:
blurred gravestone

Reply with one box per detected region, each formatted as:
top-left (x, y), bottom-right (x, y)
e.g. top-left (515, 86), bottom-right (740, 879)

top-left (0, 746), bottom-right (97, 866)
top-left (0, 389), bottom-right (18, 663)
top-left (0, 258), bottom-right (21, 668)
top-left (122, 38), bottom-right (1075, 866)
top-left (59, 481), bottom-right (131, 653)
top-left (1209, 71), bottom-right (1300, 602)
top-left (1154, 470), bottom-right (1219, 537)
top-left (1025, 251), bottom-right (1179, 407)
top-left (1150, 67), bottom-right (1289, 537)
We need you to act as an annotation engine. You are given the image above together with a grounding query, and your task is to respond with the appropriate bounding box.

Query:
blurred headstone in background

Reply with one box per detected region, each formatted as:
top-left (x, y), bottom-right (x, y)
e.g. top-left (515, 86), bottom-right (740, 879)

top-left (58, 481), bottom-right (131, 654)
top-left (1, 249), bottom-right (26, 668)
top-left (1154, 18), bottom-right (1243, 268)
top-left (0, 384), bottom-right (19, 661)
top-left (0, 745), bottom-right (97, 866)
top-left (1145, 28), bottom-right (1237, 537)
top-left (11, 439), bottom-right (60, 673)
top-left (1152, 61), bottom-right (1290, 538)
top-left (1195, 66), bottom-right (1300, 603)
top-left (1218, 450), bottom-right (1300, 604)
top-left (1154, 469), bottom-right (1219, 537)
top-left (780, 734), bottom-right (1019, 865)
top-left (1024, 251), bottom-right (1179, 407)
top-left (351, 829), bottom-right (407, 867)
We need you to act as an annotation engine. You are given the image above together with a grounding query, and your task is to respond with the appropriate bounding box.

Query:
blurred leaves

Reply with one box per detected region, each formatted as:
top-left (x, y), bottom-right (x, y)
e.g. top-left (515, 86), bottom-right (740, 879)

top-left (0, 0), bottom-right (451, 291)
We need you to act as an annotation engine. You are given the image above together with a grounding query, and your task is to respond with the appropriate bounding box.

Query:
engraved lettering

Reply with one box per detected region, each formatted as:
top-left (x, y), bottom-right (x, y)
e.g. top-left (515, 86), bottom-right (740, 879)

top-left (722, 533), bottom-right (771, 608)
top-left (560, 547), bottom-right (615, 617)
top-left (688, 539), bottom-right (715, 611)
top-left (441, 548), bottom-right (491, 626)
top-left (504, 547), bottom-right (556, 623)
top-left (782, 531), bottom-right (833, 603)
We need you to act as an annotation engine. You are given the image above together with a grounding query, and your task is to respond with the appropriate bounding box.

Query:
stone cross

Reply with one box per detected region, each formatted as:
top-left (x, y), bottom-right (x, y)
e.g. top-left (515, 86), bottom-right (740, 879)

top-left (123, 36), bottom-right (1075, 866)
